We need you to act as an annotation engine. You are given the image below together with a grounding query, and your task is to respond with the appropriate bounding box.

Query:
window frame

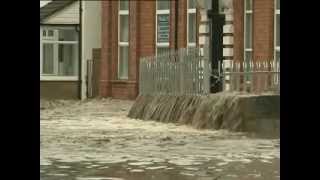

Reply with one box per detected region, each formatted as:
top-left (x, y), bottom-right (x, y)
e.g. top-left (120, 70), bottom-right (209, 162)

top-left (244, 0), bottom-right (253, 63)
top-left (40, 26), bottom-right (79, 80)
top-left (187, 0), bottom-right (197, 47)
top-left (118, 0), bottom-right (129, 80)
top-left (156, 0), bottom-right (170, 56)
top-left (274, 0), bottom-right (280, 61)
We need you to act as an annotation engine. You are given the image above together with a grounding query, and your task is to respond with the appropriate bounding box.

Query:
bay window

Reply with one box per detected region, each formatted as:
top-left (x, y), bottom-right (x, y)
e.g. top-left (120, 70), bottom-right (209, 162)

top-left (118, 0), bottom-right (129, 79)
top-left (156, 0), bottom-right (170, 56)
top-left (40, 27), bottom-right (79, 79)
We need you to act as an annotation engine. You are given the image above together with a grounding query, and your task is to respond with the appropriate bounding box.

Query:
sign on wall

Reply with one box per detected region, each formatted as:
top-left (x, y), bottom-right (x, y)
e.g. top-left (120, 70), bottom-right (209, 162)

top-left (157, 15), bottom-right (170, 42)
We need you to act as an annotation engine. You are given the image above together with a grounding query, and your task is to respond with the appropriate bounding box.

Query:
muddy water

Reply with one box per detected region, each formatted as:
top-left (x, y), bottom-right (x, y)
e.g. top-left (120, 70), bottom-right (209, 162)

top-left (40, 99), bottom-right (280, 180)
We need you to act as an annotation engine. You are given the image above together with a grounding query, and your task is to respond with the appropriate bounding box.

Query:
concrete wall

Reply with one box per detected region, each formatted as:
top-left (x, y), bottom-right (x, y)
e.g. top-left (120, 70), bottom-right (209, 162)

top-left (40, 81), bottom-right (79, 99)
top-left (128, 93), bottom-right (280, 137)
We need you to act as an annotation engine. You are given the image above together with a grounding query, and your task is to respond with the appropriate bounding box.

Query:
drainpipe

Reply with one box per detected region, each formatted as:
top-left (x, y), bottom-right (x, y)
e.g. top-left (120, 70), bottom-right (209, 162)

top-left (174, 0), bottom-right (179, 50)
top-left (78, 0), bottom-right (83, 100)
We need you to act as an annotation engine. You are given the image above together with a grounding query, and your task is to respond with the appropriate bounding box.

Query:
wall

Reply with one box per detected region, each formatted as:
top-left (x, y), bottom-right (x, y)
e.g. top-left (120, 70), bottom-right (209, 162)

top-left (40, 81), bottom-right (79, 99)
top-left (100, 0), bottom-right (193, 100)
top-left (43, 1), bottom-right (79, 24)
top-left (253, 0), bottom-right (274, 60)
top-left (81, 1), bottom-right (102, 99)
top-left (233, 0), bottom-right (275, 62)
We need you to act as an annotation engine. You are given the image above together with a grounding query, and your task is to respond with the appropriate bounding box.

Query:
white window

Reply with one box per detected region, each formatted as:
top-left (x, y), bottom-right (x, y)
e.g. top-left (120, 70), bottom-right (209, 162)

top-left (40, 26), bottom-right (79, 79)
top-left (118, 0), bottom-right (129, 79)
top-left (156, 0), bottom-right (170, 56)
top-left (244, 0), bottom-right (253, 62)
top-left (187, 0), bottom-right (197, 48)
top-left (274, 0), bottom-right (280, 61)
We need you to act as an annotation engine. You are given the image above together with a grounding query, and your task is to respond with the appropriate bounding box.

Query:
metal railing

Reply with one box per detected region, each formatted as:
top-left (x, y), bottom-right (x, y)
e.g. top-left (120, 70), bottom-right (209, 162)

top-left (139, 47), bottom-right (211, 95)
top-left (222, 60), bottom-right (280, 94)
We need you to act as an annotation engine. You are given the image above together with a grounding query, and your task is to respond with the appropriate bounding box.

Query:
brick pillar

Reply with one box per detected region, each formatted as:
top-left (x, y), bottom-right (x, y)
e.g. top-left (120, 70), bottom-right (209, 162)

top-left (177, 0), bottom-right (187, 49)
top-left (110, 0), bottom-right (118, 81)
top-left (99, 1), bottom-right (112, 97)
top-left (129, 0), bottom-right (139, 97)
top-left (169, 0), bottom-right (176, 49)
top-left (253, 0), bottom-right (274, 61)
top-left (169, 0), bottom-right (187, 50)
top-left (138, 1), bottom-right (155, 57)
top-left (233, 0), bottom-right (244, 62)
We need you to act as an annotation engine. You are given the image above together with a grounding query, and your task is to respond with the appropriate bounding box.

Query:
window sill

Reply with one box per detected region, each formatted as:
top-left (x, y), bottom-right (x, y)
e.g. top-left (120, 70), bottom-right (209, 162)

top-left (40, 76), bottom-right (79, 81)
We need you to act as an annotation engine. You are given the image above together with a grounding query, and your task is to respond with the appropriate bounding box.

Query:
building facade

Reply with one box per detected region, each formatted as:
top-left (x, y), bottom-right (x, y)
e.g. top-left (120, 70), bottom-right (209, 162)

top-left (40, 0), bottom-right (101, 100)
top-left (98, 0), bottom-right (280, 100)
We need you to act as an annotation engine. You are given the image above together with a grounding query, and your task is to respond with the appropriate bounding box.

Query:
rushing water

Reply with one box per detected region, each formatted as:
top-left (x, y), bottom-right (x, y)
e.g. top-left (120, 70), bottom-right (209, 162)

top-left (41, 98), bottom-right (280, 180)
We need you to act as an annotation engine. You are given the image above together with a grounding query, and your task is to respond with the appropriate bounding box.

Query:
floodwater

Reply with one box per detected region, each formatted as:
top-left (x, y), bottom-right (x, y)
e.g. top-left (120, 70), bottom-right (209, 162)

top-left (40, 98), bottom-right (280, 180)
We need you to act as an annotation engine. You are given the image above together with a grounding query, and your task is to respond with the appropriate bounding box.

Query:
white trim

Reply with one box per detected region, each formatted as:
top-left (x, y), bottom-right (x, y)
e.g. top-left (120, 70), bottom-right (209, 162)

top-left (119, 42), bottom-right (129, 46)
top-left (188, 9), bottom-right (196, 13)
top-left (245, 48), bottom-right (253, 52)
top-left (118, 1), bottom-right (129, 80)
top-left (42, 41), bottom-right (78, 44)
top-left (40, 76), bottom-right (79, 81)
top-left (157, 42), bottom-right (169, 47)
top-left (41, 26), bottom-right (77, 31)
top-left (119, 10), bottom-right (129, 15)
top-left (156, 9), bottom-right (170, 14)
top-left (188, 43), bottom-right (196, 47)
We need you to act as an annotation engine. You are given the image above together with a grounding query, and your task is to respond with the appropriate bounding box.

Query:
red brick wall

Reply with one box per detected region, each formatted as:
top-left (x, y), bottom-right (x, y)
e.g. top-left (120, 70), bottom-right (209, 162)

top-left (233, 0), bottom-right (275, 62)
top-left (99, 0), bottom-right (201, 99)
top-left (138, 1), bottom-right (156, 57)
top-left (100, 0), bottom-right (156, 100)
top-left (233, 0), bottom-right (244, 62)
top-left (253, 0), bottom-right (274, 61)
top-left (169, 0), bottom-right (176, 49)
top-left (100, 0), bottom-right (112, 97)
top-left (177, 0), bottom-right (187, 48)
top-left (169, 0), bottom-right (188, 49)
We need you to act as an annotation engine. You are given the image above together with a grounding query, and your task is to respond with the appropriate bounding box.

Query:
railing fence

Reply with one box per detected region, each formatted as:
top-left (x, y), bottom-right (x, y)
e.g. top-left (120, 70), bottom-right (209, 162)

top-left (222, 60), bottom-right (280, 94)
top-left (139, 47), bottom-right (211, 95)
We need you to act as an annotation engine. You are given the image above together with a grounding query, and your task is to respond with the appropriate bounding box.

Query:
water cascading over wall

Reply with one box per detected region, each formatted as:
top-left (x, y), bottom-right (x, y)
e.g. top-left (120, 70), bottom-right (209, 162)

top-left (128, 92), bottom-right (280, 136)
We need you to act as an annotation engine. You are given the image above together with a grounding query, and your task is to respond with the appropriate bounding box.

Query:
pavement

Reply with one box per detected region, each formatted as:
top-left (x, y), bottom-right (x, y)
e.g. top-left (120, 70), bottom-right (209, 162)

top-left (40, 98), bottom-right (280, 180)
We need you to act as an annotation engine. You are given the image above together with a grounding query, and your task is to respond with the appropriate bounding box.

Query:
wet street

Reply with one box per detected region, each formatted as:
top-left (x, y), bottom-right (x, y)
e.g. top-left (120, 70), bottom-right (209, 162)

top-left (40, 99), bottom-right (280, 180)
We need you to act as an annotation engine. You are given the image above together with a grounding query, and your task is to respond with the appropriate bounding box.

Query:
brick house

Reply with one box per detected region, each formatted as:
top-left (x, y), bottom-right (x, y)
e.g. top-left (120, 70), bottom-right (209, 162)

top-left (99, 0), bottom-right (280, 100)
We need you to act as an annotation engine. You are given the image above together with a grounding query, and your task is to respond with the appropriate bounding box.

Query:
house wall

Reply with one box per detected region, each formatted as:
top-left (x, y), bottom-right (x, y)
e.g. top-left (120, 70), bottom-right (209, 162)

top-left (100, 0), bottom-right (194, 100)
top-left (233, 0), bottom-right (275, 62)
top-left (81, 1), bottom-right (102, 99)
top-left (43, 1), bottom-right (80, 24)
top-left (40, 81), bottom-right (79, 99)
top-left (99, 0), bottom-right (277, 100)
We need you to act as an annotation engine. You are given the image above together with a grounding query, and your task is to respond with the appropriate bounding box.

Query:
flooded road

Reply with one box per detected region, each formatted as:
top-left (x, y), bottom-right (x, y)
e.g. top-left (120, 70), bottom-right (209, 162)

top-left (40, 99), bottom-right (280, 180)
